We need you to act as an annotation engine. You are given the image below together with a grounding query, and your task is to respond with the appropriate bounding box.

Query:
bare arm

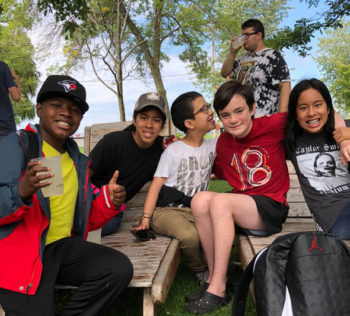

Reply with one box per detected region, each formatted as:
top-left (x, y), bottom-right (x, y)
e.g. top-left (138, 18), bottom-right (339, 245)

top-left (278, 81), bottom-right (291, 113)
top-left (133, 177), bottom-right (167, 230)
top-left (333, 112), bottom-right (350, 164)
top-left (8, 70), bottom-right (21, 102)
top-left (221, 37), bottom-right (241, 78)
top-left (334, 111), bottom-right (346, 129)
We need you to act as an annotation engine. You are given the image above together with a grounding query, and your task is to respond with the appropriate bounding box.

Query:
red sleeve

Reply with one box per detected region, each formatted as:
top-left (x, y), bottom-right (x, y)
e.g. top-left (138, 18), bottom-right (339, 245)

top-left (87, 185), bottom-right (122, 232)
top-left (213, 135), bottom-right (225, 179)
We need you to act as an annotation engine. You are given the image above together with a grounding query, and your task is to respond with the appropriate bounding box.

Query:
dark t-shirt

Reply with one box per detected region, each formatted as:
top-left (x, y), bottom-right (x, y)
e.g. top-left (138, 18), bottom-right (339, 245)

top-left (89, 130), bottom-right (163, 202)
top-left (287, 130), bottom-right (350, 232)
top-left (0, 61), bottom-right (16, 136)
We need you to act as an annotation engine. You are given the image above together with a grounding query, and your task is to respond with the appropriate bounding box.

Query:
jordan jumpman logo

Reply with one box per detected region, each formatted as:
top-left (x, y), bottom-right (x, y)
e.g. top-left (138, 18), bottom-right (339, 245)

top-left (308, 236), bottom-right (324, 252)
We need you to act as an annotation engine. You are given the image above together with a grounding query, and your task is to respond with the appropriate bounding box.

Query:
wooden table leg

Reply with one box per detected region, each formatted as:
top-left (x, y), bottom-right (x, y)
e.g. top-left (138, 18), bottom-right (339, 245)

top-left (143, 287), bottom-right (154, 316)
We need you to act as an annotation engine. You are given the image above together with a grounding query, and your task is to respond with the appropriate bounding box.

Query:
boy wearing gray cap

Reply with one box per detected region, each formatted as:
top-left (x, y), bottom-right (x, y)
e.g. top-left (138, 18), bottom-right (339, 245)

top-left (89, 92), bottom-right (168, 235)
top-left (0, 75), bottom-right (133, 315)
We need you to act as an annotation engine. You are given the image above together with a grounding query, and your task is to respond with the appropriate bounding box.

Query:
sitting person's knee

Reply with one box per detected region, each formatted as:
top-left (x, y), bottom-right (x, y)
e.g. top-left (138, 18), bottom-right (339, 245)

top-left (107, 252), bottom-right (133, 286)
top-left (191, 192), bottom-right (211, 215)
top-left (179, 230), bottom-right (200, 248)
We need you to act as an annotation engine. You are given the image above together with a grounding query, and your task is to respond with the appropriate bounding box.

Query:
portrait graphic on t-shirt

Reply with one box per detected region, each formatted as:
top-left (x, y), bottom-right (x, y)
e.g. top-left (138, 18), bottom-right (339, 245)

top-left (235, 61), bottom-right (255, 85)
top-left (296, 150), bottom-right (350, 193)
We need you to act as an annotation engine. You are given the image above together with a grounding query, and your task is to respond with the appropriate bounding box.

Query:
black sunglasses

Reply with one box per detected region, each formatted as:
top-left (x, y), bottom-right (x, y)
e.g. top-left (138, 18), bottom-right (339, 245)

top-left (242, 31), bottom-right (258, 39)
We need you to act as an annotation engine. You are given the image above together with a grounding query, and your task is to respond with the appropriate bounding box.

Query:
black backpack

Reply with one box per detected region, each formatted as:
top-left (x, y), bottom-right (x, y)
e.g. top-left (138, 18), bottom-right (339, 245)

top-left (18, 129), bottom-right (39, 164)
top-left (232, 231), bottom-right (350, 316)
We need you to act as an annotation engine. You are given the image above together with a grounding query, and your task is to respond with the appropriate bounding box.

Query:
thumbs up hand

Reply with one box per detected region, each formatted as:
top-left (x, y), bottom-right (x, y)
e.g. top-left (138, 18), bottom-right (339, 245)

top-left (108, 170), bottom-right (126, 207)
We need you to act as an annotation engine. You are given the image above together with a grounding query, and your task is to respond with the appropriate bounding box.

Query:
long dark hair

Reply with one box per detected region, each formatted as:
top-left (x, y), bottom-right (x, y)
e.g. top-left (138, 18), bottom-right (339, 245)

top-left (285, 78), bottom-right (335, 151)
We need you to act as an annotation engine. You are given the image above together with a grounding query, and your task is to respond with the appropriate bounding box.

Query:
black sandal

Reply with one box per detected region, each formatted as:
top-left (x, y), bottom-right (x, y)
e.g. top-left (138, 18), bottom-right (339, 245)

top-left (184, 291), bottom-right (231, 314)
top-left (185, 282), bottom-right (209, 303)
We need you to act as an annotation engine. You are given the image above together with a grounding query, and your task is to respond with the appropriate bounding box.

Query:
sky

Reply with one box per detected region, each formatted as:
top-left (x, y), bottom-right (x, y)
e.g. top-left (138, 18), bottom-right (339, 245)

top-left (18, 0), bottom-right (327, 136)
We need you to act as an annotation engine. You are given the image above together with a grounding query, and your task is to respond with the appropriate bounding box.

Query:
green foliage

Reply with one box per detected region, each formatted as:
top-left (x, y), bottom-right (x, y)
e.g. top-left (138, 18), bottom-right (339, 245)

top-left (0, 0), bottom-right (39, 122)
top-left (314, 20), bottom-right (350, 114)
top-left (272, 0), bottom-right (350, 56)
top-left (38, 0), bottom-right (90, 36)
top-left (177, 0), bottom-right (289, 99)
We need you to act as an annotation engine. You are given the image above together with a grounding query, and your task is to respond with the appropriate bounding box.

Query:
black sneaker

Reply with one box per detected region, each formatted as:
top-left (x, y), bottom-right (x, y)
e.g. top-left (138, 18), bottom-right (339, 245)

top-left (185, 282), bottom-right (209, 303)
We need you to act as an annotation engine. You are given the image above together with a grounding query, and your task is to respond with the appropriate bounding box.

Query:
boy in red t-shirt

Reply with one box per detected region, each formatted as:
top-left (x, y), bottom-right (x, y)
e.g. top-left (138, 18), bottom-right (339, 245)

top-left (185, 80), bottom-right (290, 314)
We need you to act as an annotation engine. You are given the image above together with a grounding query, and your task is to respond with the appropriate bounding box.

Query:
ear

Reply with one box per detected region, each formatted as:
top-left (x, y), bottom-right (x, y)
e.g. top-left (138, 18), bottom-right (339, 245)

top-left (36, 103), bottom-right (42, 118)
top-left (249, 103), bottom-right (256, 116)
top-left (184, 118), bottom-right (195, 131)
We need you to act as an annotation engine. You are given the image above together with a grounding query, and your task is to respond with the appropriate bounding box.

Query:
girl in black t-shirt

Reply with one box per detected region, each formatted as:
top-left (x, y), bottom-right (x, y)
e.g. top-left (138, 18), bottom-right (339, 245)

top-left (285, 78), bottom-right (350, 240)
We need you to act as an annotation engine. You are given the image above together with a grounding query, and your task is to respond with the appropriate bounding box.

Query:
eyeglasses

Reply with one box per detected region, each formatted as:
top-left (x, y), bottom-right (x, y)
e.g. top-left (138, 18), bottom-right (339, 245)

top-left (193, 104), bottom-right (211, 116)
top-left (242, 31), bottom-right (258, 39)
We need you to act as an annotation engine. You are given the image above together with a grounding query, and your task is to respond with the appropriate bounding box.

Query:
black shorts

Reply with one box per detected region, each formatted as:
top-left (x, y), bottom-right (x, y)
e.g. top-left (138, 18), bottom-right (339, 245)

top-left (236, 195), bottom-right (289, 237)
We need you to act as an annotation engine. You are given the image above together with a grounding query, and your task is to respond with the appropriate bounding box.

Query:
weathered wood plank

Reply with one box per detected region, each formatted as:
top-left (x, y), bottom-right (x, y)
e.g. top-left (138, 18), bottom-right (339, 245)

top-left (87, 121), bottom-right (173, 153)
top-left (143, 288), bottom-right (154, 316)
top-left (152, 239), bottom-right (181, 304)
top-left (287, 187), bottom-right (306, 202)
top-left (102, 231), bottom-right (174, 288)
top-left (288, 203), bottom-right (311, 217)
top-left (238, 236), bottom-right (255, 269)
top-left (287, 160), bottom-right (296, 174)
top-left (83, 126), bottom-right (91, 155)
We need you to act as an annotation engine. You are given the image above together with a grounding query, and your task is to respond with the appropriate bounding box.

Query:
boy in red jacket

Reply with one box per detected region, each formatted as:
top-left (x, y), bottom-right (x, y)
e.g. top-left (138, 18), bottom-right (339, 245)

top-left (0, 75), bottom-right (133, 315)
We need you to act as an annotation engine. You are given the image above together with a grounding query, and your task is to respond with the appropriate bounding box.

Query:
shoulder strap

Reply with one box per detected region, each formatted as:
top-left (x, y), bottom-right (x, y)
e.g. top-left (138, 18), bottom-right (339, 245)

top-left (231, 253), bottom-right (256, 316)
top-left (19, 129), bottom-right (39, 165)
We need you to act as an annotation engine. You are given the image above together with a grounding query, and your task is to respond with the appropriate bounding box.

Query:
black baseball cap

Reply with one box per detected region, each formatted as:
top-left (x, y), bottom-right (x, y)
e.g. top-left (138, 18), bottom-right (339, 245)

top-left (36, 75), bottom-right (89, 114)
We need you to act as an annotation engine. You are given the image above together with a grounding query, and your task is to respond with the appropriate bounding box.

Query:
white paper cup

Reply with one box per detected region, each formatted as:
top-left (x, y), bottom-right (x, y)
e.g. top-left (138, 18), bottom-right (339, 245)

top-left (31, 156), bottom-right (64, 197)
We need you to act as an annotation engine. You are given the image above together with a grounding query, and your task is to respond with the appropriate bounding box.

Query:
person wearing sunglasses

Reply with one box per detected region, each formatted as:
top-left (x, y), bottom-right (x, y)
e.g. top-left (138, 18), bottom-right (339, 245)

top-left (221, 19), bottom-right (291, 116)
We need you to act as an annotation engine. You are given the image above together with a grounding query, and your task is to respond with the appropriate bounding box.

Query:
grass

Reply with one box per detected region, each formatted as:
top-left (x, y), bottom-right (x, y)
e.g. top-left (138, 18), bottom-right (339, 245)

top-left (102, 248), bottom-right (257, 316)
top-left (56, 179), bottom-right (257, 315)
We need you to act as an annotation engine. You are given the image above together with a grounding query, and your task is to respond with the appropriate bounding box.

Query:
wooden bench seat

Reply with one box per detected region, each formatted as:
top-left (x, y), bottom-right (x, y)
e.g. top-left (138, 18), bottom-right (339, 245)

top-left (239, 161), bottom-right (350, 283)
top-left (101, 182), bottom-right (180, 315)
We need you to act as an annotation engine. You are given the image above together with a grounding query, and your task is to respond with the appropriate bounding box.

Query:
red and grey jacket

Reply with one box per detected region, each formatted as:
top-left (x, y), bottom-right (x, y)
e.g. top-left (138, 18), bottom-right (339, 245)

top-left (0, 125), bottom-right (120, 295)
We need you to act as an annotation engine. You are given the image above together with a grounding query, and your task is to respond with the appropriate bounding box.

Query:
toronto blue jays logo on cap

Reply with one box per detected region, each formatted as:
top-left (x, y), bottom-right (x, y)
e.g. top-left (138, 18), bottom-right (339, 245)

top-left (58, 80), bottom-right (78, 92)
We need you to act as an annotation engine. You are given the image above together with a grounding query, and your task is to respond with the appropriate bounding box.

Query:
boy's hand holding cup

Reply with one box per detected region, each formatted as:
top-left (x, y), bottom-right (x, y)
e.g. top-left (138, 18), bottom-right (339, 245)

top-left (19, 156), bottom-right (63, 200)
top-left (231, 35), bottom-right (244, 52)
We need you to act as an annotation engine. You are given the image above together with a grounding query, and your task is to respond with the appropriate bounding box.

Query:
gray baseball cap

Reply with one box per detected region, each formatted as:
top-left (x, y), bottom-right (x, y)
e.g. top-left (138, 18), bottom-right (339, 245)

top-left (134, 92), bottom-right (167, 117)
